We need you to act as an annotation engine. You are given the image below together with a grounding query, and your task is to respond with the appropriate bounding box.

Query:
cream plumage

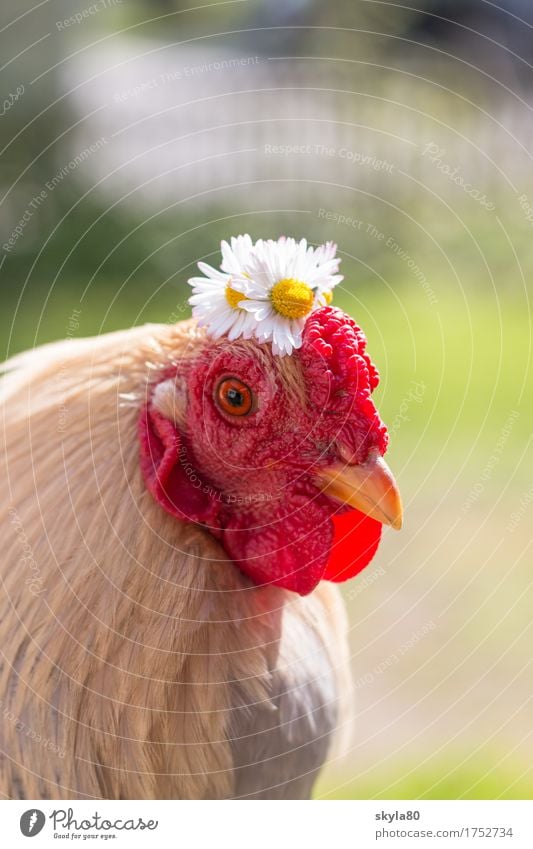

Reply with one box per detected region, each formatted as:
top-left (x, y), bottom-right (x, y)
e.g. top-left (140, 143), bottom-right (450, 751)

top-left (0, 321), bottom-right (353, 800)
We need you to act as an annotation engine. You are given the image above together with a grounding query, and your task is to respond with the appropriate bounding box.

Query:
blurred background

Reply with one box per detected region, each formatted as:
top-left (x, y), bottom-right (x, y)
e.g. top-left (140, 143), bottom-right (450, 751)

top-left (1, 0), bottom-right (531, 799)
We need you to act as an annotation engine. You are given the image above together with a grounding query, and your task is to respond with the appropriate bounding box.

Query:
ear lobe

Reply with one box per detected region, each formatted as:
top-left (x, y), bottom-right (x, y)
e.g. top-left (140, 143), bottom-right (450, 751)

top-left (151, 376), bottom-right (188, 429)
top-left (139, 404), bottom-right (221, 528)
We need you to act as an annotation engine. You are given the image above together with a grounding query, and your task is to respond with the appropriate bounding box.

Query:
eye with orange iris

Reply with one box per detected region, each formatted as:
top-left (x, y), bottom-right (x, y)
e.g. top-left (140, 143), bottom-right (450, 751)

top-left (215, 377), bottom-right (254, 417)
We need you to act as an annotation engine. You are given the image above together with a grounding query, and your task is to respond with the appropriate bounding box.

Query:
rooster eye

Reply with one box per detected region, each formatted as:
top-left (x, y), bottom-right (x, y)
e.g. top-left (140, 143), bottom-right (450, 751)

top-left (215, 377), bottom-right (254, 417)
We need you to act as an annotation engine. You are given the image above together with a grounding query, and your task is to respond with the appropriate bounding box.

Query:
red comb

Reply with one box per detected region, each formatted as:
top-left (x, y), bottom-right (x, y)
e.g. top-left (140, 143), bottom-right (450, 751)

top-left (299, 307), bottom-right (388, 462)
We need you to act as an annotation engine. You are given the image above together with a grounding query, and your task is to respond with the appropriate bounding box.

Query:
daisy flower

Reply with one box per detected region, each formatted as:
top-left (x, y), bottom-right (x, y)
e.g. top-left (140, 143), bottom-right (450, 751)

top-left (187, 235), bottom-right (255, 341)
top-left (187, 235), bottom-right (343, 355)
top-left (238, 237), bottom-right (343, 355)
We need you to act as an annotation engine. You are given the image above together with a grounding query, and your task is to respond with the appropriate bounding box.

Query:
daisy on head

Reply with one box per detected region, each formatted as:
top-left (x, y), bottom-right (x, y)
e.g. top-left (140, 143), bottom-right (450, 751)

top-left (188, 235), bottom-right (343, 355)
top-left (187, 235), bottom-right (255, 342)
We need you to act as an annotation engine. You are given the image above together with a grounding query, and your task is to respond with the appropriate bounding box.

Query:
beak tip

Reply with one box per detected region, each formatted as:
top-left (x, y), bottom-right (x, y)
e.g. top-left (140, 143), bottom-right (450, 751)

top-left (389, 496), bottom-right (404, 531)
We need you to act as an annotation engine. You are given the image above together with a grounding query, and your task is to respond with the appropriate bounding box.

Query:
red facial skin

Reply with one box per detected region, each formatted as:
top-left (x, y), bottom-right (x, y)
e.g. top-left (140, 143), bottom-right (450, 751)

top-left (139, 307), bottom-right (388, 595)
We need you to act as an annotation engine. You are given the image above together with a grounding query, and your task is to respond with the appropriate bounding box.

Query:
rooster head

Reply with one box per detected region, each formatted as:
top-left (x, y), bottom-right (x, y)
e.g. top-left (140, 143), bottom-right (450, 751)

top-left (139, 304), bottom-right (401, 595)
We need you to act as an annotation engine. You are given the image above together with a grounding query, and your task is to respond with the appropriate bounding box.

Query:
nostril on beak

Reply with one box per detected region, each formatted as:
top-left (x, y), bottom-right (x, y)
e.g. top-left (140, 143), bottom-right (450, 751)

top-left (336, 440), bottom-right (359, 465)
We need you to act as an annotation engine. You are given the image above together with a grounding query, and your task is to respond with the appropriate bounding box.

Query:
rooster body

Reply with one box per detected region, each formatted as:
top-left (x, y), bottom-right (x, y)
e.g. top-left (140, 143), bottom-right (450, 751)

top-left (0, 321), bottom-right (354, 799)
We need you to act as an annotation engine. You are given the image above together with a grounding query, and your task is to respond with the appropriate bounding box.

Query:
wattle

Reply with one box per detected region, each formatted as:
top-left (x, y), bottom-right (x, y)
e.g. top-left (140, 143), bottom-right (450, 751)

top-left (220, 494), bottom-right (335, 596)
top-left (324, 510), bottom-right (382, 583)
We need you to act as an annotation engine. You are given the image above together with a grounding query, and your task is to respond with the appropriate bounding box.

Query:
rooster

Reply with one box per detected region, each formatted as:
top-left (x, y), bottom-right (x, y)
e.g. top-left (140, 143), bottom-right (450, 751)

top-left (0, 235), bottom-right (401, 799)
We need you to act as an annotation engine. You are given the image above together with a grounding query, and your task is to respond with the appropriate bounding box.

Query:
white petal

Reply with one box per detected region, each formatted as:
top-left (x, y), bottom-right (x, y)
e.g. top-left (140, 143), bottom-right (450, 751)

top-left (209, 309), bottom-right (239, 338)
top-left (220, 240), bottom-right (234, 273)
top-left (253, 314), bottom-right (275, 341)
top-left (188, 276), bottom-right (221, 287)
top-left (188, 281), bottom-right (225, 295)
top-left (197, 261), bottom-right (228, 282)
top-left (227, 275), bottom-right (250, 294)
top-left (226, 310), bottom-right (247, 340)
top-left (240, 301), bottom-right (274, 321)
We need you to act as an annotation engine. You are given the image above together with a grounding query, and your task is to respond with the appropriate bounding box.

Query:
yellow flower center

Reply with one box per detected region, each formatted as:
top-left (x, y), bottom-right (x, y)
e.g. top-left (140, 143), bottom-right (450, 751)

top-left (270, 278), bottom-right (314, 319)
top-left (323, 289), bottom-right (333, 305)
top-left (225, 285), bottom-right (247, 309)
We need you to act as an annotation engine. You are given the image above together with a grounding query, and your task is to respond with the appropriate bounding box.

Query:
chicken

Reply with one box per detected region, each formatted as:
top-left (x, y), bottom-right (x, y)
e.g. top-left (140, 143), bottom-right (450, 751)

top-left (0, 238), bottom-right (401, 800)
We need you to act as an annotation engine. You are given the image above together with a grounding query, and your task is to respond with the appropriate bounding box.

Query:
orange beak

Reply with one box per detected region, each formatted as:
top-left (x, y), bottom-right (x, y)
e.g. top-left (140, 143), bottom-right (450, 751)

top-left (314, 448), bottom-right (403, 530)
